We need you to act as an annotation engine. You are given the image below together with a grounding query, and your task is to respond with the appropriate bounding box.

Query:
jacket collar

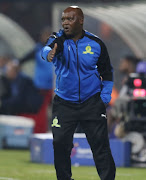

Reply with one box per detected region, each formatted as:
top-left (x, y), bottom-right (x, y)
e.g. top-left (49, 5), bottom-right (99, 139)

top-left (63, 30), bottom-right (85, 40)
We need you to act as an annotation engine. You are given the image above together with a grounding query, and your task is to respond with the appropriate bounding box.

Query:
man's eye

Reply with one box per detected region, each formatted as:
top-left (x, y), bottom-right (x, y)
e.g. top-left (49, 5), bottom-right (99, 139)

top-left (68, 18), bottom-right (73, 21)
top-left (61, 17), bottom-right (73, 22)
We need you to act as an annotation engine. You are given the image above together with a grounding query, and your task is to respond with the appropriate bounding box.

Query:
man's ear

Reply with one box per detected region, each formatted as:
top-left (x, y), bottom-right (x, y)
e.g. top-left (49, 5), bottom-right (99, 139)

top-left (79, 17), bottom-right (84, 25)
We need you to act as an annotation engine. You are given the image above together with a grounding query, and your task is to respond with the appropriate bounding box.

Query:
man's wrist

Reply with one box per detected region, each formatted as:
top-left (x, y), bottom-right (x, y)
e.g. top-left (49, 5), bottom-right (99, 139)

top-left (100, 94), bottom-right (111, 104)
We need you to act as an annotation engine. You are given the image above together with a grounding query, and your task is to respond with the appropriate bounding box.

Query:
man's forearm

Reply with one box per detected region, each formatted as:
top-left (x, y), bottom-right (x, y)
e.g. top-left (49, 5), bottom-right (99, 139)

top-left (41, 46), bottom-right (52, 61)
top-left (100, 80), bottom-right (114, 104)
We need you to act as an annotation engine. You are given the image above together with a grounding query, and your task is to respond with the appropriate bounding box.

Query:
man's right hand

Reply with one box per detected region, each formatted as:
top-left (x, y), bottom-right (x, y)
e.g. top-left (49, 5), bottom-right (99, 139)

top-left (47, 43), bottom-right (58, 62)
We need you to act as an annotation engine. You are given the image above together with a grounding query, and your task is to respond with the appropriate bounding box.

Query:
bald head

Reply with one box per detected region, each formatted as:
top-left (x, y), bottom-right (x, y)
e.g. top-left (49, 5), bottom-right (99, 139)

top-left (63, 6), bottom-right (84, 19)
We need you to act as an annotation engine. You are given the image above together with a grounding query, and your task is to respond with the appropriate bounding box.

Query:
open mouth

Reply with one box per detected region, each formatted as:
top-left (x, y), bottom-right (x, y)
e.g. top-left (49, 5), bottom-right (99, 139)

top-left (64, 27), bottom-right (70, 32)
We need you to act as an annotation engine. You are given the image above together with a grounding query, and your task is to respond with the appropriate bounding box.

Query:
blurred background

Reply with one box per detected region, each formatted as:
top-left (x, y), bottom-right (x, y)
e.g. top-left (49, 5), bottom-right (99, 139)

top-left (0, 0), bottom-right (146, 169)
top-left (0, 0), bottom-right (146, 82)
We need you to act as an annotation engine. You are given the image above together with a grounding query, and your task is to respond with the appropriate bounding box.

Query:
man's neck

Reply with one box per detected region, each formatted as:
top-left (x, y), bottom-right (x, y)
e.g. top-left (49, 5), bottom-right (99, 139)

top-left (64, 30), bottom-right (84, 42)
top-left (72, 30), bottom-right (84, 42)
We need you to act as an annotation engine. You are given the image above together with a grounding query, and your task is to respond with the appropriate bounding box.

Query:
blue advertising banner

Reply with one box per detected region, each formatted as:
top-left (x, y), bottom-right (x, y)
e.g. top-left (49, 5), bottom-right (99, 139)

top-left (30, 133), bottom-right (131, 167)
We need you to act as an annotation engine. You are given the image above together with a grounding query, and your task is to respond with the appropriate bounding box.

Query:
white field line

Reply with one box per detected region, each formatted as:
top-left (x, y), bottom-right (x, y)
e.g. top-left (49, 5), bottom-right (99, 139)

top-left (30, 169), bottom-right (55, 174)
top-left (81, 171), bottom-right (140, 177)
top-left (117, 173), bottom-right (140, 176)
top-left (0, 177), bottom-right (18, 180)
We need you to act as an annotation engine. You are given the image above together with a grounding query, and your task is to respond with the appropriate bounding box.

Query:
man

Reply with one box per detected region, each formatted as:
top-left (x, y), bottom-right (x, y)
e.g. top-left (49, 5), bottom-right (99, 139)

top-left (42, 6), bottom-right (116, 180)
top-left (118, 55), bottom-right (140, 97)
top-left (20, 26), bottom-right (53, 92)
top-left (119, 55), bottom-right (140, 85)
top-left (0, 59), bottom-right (43, 116)
top-left (20, 27), bottom-right (54, 133)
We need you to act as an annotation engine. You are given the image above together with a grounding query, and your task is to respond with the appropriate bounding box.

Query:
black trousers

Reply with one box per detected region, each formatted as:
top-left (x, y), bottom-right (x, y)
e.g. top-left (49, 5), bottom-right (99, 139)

top-left (51, 93), bottom-right (116, 180)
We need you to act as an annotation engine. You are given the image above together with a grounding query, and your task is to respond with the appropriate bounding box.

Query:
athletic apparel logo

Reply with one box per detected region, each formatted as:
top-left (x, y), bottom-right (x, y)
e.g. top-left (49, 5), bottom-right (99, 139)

top-left (101, 114), bottom-right (107, 118)
top-left (83, 45), bottom-right (94, 54)
top-left (52, 116), bottom-right (61, 128)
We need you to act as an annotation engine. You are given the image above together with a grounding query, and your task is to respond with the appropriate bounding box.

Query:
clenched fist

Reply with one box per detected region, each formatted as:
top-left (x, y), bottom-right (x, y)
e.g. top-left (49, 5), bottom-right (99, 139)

top-left (47, 43), bottom-right (58, 62)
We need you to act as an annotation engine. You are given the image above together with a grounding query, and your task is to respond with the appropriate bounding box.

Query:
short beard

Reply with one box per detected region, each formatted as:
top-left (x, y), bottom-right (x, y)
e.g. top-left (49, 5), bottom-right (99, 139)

top-left (64, 33), bottom-right (74, 39)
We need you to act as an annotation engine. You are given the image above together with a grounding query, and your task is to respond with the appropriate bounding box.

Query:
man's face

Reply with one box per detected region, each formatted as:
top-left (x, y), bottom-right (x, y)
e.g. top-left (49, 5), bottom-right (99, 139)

top-left (5, 62), bottom-right (19, 80)
top-left (61, 9), bottom-right (83, 37)
top-left (119, 59), bottom-right (129, 74)
top-left (119, 58), bottom-right (135, 75)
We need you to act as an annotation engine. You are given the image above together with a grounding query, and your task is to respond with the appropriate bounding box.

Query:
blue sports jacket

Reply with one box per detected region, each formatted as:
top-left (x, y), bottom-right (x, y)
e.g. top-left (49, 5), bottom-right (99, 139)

top-left (42, 30), bottom-right (113, 104)
top-left (34, 43), bottom-right (53, 90)
top-left (20, 43), bottom-right (53, 90)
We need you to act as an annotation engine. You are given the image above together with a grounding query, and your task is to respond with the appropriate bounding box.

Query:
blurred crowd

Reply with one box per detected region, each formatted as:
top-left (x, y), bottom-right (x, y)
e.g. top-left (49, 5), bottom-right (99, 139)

top-left (108, 55), bottom-right (146, 138)
top-left (0, 26), bottom-right (54, 133)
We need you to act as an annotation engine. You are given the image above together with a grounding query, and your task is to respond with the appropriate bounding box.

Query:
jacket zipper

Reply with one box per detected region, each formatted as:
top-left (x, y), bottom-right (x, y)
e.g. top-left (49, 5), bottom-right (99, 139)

top-left (57, 75), bottom-right (61, 91)
top-left (75, 42), bottom-right (81, 102)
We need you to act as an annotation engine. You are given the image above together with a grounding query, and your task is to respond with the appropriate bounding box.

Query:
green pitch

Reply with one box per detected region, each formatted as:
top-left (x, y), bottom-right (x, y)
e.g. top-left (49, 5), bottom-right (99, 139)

top-left (0, 150), bottom-right (146, 180)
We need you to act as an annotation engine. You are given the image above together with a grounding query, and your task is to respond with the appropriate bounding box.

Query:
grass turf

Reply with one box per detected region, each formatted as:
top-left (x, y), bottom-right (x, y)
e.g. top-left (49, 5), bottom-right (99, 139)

top-left (0, 150), bottom-right (146, 180)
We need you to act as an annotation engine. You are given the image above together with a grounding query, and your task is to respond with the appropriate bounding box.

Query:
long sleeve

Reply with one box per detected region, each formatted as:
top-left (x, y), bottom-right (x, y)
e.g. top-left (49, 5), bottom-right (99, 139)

top-left (41, 31), bottom-right (65, 61)
top-left (97, 41), bottom-right (113, 104)
top-left (41, 46), bottom-right (52, 61)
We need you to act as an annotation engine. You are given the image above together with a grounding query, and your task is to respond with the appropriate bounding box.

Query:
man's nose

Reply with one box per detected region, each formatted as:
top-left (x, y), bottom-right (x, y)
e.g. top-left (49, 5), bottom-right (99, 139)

top-left (62, 19), bottom-right (69, 25)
